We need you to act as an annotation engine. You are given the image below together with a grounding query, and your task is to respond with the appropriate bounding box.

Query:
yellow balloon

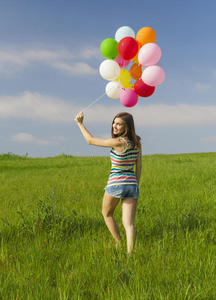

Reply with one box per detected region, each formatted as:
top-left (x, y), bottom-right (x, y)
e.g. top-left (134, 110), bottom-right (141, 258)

top-left (124, 83), bottom-right (139, 97)
top-left (131, 53), bottom-right (139, 64)
top-left (124, 83), bottom-right (134, 90)
top-left (115, 69), bottom-right (131, 87)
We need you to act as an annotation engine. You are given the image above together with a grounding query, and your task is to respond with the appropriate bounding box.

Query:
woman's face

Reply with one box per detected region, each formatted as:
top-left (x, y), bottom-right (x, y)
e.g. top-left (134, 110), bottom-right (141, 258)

top-left (112, 117), bottom-right (126, 136)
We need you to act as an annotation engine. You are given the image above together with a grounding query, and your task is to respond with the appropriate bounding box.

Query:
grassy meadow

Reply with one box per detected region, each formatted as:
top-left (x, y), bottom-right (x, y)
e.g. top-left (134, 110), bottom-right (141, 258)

top-left (1, 152), bottom-right (216, 299)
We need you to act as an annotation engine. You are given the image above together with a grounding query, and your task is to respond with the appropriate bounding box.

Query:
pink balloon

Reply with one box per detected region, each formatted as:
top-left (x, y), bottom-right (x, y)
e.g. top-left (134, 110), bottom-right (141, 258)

top-left (142, 65), bottom-right (165, 86)
top-left (120, 89), bottom-right (138, 107)
top-left (138, 43), bottom-right (161, 66)
top-left (114, 55), bottom-right (130, 68)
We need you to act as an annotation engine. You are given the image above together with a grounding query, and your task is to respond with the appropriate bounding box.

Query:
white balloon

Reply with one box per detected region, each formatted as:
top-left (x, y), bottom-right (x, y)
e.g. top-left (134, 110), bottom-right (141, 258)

top-left (115, 26), bottom-right (135, 42)
top-left (105, 81), bottom-right (123, 99)
top-left (99, 60), bottom-right (120, 81)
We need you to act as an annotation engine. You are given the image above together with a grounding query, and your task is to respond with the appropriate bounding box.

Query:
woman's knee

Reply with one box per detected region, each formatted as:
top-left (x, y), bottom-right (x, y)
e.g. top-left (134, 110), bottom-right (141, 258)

top-left (102, 193), bottom-right (119, 218)
top-left (102, 208), bottom-right (107, 218)
top-left (122, 219), bottom-right (134, 230)
top-left (102, 207), bottom-right (113, 219)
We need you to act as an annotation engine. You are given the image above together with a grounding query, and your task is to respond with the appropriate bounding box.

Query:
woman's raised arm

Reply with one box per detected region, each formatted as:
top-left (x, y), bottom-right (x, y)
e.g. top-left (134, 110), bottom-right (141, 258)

top-left (76, 112), bottom-right (125, 149)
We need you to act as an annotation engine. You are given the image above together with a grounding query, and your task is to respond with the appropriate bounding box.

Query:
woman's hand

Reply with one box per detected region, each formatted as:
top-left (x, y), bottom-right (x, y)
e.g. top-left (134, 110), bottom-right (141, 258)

top-left (76, 112), bottom-right (84, 124)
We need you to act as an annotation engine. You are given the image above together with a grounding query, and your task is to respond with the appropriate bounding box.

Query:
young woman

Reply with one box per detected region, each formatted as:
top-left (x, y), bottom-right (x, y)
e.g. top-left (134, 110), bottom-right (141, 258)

top-left (76, 111), bottom-right (142, 254)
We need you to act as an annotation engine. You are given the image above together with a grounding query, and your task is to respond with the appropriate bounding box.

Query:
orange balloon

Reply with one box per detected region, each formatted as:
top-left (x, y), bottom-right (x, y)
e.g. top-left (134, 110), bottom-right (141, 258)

top-left (130, 64), bottom-right (142, 80)
top-left (136, 27), bottom-right (156, 47)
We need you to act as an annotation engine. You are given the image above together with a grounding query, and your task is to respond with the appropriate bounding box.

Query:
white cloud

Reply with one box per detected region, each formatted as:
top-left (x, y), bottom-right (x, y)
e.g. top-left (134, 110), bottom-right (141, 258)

top-left (85, 103), bottom-right (216, 127)
top-left (2, 92), bottom-right (216, 127)
top-left (52, 61), bottom-right (97, 75)
top-left (11, 133), bottom-right (54, 145)
top-left (79, 47), bottom-right (102, 59)
top-left (0, 52), bottom-right (27, 65)
top-left (23, 49), bottom-right (73, 61)
top-left (0, 91), bottom-right (79, 122)
top-left (134, 104), bottom-right (216, 127)
top-left (53, 136), bottom-right (69, 141)
top-left (194, 82), bottom-right (211, 92)
top-left (201, 136), bottom-right (216, 143)
top-left (0, 47), bottom-right (98, 76)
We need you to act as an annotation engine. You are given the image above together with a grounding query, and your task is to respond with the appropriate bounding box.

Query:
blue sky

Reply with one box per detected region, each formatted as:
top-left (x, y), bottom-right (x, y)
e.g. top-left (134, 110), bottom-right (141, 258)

top-left (0, 0), bottom-right (216, 157)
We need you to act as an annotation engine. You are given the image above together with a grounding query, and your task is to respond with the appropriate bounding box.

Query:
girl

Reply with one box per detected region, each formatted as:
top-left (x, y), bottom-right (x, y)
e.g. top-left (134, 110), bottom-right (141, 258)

top-left (76, 111), bottom-right (142, 254)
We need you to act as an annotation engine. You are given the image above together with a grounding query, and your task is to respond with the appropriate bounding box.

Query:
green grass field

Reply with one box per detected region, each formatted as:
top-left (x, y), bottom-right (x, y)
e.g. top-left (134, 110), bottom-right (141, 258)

top-left (1, 152), bottom-right (216, 299)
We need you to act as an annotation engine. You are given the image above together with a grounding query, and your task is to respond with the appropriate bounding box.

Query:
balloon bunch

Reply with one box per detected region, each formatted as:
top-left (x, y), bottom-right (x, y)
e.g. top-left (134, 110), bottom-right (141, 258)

top-left (99, 26), bottom-right (165, 107)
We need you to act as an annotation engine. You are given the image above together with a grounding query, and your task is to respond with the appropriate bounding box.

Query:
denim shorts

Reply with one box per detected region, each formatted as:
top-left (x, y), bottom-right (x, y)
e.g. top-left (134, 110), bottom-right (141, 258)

top-left (105, 184), bottom-right (139, 199)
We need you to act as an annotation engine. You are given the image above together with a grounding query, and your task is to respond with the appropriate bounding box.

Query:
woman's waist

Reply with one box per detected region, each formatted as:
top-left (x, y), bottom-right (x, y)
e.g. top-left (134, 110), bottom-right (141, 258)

top-left (110, 169), bottom-right (135, 175)
top-left (109, 171), bottom-right (136, 178)
top-left (111, 166), bottom-right (136, 172)
top-left (107, 174), bottom-right (138, 185)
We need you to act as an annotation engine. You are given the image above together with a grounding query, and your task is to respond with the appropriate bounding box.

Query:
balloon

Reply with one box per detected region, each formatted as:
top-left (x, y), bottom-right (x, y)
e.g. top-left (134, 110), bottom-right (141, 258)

top-left (131, 52), bottom-right (139, 64)
top-left (115, 69), bottom-right (131, 87)
top-left (118, 37), bottom-right (138, 60)
top-left (99, 60), bottom-right (120, 81)
top-left (138, 43), bottom-right (161, 66)
top-left (130, 64), bottom-right (142, 80)
top-left (106, 81), bottom-right (123, 99)
top-left (134, 79), bottom-right (155, 97)
top-left (124, 83), bottom-right (135, 90)
top-left (114, 55), bottom-right (130, 68)
top-left (100, 38), bottom-right (118, 59)
top-left (136, 27), bottom-right (156, 47)
top-left (142, 65), bottom-right (165, 86)
top-left (120, 89), bottom-right (138, 107)
top-left (115, 26), bottom-right (135, 42)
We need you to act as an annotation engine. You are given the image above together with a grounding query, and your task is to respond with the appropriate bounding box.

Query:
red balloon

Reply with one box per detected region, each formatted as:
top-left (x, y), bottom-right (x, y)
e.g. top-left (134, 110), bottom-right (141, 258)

top-left (118, 37), bottom-right (138, 60)
top-left (134, 79), bottom-right (155, 97)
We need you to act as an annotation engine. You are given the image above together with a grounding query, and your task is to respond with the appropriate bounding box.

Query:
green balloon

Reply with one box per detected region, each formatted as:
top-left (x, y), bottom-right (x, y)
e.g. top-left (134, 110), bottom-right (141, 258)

top-left (100, 38), bottom-right (119, 59)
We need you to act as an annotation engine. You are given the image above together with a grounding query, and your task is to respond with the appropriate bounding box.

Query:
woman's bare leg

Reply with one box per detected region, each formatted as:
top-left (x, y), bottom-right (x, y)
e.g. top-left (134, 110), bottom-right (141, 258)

top-left (122, 198), bottom-right (138, 254)
top-left (102, 192), bottom-right (122, 244)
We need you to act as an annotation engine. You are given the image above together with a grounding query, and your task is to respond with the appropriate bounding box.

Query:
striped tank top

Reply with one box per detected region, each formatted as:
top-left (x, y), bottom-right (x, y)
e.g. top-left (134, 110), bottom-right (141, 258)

top-left (106, 138), bottom-right (140, 187)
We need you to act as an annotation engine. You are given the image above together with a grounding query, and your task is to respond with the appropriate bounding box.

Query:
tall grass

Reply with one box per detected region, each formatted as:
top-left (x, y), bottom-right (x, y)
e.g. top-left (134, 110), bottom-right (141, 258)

top-left (0, 152), bottom-right (216, 299)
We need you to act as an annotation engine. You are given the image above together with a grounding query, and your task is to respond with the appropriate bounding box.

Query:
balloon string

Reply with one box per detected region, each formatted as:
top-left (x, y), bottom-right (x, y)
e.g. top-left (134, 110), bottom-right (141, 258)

top-left (81, 92), bottom-right (107, 112)
top-left (74, 75), bottom-right (130, 121)
top-left (74, 92), bottom-right (107, 121)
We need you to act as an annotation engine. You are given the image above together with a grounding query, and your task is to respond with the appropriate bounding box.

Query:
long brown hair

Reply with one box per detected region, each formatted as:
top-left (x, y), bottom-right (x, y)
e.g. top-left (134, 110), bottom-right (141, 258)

top-left (111, 112), bottom-right (141, 149)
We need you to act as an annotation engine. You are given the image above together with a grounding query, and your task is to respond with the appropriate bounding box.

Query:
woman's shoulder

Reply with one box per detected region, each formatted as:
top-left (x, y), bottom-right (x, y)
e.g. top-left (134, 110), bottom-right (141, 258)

top-left (123, 135), bottom-right (141, 149)
top-left (120, 137), bottom-right (135, 150)
top-left (111, 137), bottom-right (128, 153)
